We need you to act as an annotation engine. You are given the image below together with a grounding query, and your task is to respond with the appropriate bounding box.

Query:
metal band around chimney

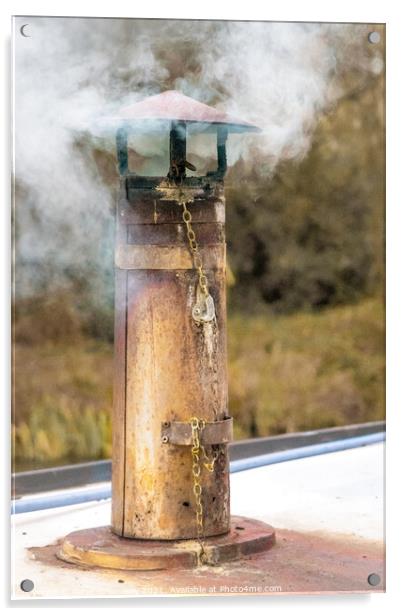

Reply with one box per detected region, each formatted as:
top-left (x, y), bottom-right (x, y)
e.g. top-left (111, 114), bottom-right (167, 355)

top-left (161, 417), bottom-right (233, 446)
top-left (115, 244), bottom-right (226, 270)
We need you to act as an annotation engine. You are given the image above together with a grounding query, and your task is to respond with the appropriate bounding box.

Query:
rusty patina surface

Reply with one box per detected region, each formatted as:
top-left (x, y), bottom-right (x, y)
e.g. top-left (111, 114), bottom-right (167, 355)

top-left (160, 416), bottom-right (233, 446)
top-left (56, 516), bottom-right (275, 570)
top-left (30, 526), bottom-right (384, 595)
top-left (112, 182), bottom-right (230, 540)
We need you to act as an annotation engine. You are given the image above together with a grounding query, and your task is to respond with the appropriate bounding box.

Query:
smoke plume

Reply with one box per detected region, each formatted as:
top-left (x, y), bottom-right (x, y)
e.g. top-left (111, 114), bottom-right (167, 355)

top-left (13, 17), bottom-right (383, 301)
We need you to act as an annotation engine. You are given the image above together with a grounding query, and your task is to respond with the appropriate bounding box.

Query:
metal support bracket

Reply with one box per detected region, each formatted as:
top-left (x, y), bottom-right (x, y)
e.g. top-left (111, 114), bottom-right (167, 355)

top-left (161, 417), bottom-right (233, 446)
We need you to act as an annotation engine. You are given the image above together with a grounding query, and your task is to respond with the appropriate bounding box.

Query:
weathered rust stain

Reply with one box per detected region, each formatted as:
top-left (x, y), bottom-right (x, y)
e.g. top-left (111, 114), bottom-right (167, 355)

top-left (38, 517), bottom-right (274, 571)
top-left (138, 469), bottom-right (155, 493)
top-left (30, 523), bottom-right (384, 594)
top-left (112, 184), bottom-right (230, 540)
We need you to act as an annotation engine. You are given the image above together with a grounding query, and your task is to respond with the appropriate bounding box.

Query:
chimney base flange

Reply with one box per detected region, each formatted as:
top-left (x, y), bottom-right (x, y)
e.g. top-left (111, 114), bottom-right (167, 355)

top-left (57, 516), bottom-right (275, 571)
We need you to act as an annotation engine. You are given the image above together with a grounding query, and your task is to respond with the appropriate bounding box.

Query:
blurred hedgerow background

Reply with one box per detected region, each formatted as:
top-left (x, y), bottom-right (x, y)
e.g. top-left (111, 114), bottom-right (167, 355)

top-left (13, 19), bottom-right (384, 469)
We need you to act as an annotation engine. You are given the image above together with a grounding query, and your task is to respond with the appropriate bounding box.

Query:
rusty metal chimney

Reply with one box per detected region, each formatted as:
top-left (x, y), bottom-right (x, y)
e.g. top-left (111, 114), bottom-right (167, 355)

top-left (111, 90), bottom-right (260, 542)
top-left (59, 91), bottom-right (275, 570)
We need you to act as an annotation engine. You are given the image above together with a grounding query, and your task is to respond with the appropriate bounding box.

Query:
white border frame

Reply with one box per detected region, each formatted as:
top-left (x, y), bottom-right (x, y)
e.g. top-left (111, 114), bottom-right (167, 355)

top-left (2, 1), bottom-right (400, 612)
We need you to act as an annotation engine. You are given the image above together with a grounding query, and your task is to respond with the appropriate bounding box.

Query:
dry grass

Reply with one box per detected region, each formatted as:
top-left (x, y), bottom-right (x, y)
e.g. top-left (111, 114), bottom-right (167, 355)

top-left (13, 341), bottom-right (113, 469)
top-left (229, 296), bottom-right (385, 438)
top-left (12, 295), bottom-right (384, 469)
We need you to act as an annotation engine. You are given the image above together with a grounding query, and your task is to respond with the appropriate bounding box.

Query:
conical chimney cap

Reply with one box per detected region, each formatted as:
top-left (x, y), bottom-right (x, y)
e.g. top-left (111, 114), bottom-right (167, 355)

top-left (109, 90), bottom-right (260, 134)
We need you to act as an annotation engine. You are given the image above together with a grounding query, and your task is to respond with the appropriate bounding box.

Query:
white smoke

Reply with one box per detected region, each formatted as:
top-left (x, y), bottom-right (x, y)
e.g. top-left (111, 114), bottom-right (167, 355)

top-left (13, 17), bottom-right (383, 298)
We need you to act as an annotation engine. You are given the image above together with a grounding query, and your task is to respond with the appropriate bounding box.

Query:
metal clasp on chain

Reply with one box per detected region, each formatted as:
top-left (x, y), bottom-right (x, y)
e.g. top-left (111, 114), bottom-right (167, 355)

top-left (192, 285), bottom-right (216, 323)
top-left (181, 202), bottom-right (216, 324)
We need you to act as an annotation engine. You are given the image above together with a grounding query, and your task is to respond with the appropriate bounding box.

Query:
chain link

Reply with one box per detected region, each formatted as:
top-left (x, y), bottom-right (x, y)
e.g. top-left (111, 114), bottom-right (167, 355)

top-left (157, 190), bottom-right (222, 561)
top-left (190, 416), bottom-right (205, 559)
top-left (190, 417), bottom-right (221, 563)
top-left (183, 201), bottom-right (220, 563)
top-left (182, 202), bottom-right (209, 296)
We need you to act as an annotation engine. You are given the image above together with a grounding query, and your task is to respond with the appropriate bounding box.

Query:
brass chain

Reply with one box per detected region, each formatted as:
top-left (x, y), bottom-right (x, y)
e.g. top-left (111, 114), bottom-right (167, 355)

top-left (190, 416), bottom-right (205, 558)
top-left (190, 417), bottom-right (220, 563)
top-left (182, 202), bottom-right (209, 296)
top-left (184, 201), bottom-right (220, 563)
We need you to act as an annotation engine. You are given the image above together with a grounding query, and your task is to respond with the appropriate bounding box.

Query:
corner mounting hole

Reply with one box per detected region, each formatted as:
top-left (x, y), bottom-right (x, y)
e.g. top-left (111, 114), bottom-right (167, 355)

top-left (368, 31), bottom-right (380, 44)
top-left (20, 579), bottom-right (34, 592)
top-left (368, 573), bottom-right (381, 586)
top-left (182, 501), bottom-right (190, 507)
top-left (235, 526), bottom-right (245, 531)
